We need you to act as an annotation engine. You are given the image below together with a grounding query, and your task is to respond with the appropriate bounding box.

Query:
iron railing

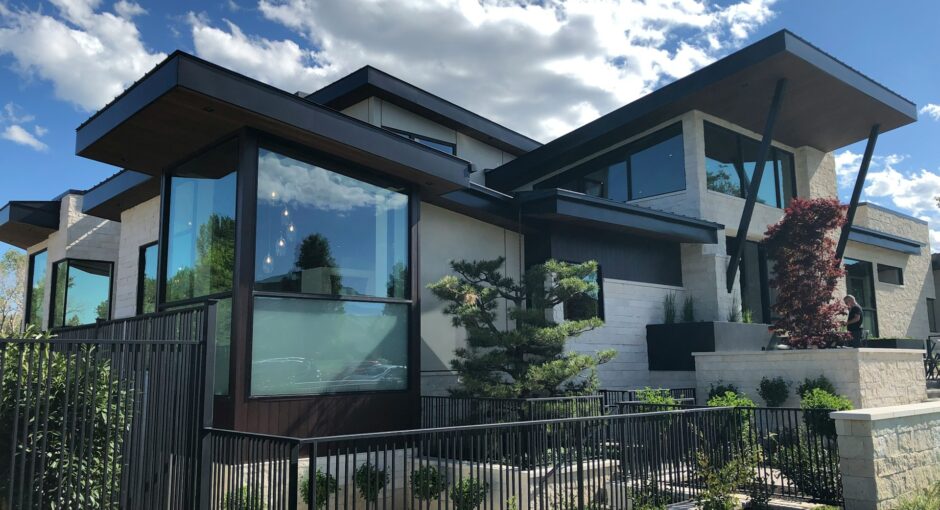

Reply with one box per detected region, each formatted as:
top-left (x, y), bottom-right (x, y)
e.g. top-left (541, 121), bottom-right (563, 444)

top-left (0, 304), bottom-right (214, 510)
top-left (203, 403), bottom-right (842, 509)
top-left (421, 395), bottom-right (605, 428)
top-left (599, 388), bottom-right (696, 410)
top-left (927, 336), bottom-right (940, 381)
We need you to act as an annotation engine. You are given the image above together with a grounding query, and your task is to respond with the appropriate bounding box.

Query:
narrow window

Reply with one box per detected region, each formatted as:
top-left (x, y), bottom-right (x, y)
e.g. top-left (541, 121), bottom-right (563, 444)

top-left (876, 264), bottom-right (903, 285)
top-left (137, 242), bottom-right (158, 314)
top-left (50, 259), bottom-right (113, 328)
top-left (25, 250), bottom-right (48, 328)
top-left (928, 298), bottom-right (937, 333)
top-left (845, 258), bottom-right (879, 337)
top-left (563, 266), bottom-right (604, 321)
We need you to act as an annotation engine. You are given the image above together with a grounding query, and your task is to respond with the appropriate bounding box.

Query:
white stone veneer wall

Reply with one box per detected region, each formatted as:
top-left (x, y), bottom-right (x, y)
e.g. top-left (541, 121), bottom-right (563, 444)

top-left (113, 197), bottom-right (160, 319)
top-left (832, 401), bottom-right (940, 510)
top-left (693, 349), bottom-right (927, 408)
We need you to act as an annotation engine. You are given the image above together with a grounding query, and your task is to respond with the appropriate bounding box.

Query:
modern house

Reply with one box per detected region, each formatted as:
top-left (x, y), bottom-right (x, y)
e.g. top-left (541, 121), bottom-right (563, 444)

top-left (0, 29), bottom-right (933, 438)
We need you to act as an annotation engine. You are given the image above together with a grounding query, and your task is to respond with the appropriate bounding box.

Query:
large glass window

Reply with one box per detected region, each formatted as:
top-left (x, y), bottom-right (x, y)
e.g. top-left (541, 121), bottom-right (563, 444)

top-left (845, 258), bottom-right (879, 337)
top-left (705, 122), bottom-right (796, 208)
top-left (556, 123), bottom-right (684, 202)
top-left (251, 147), bottom-right (411, 396)
top-left (876, 264), bottom-right (903, 285)
top-left (729, 238), bottom-right (777, 324)
top-left (255, 149), bottom-right (409, 298)
top-left (164, 142), bottom-right (237, 303)
top-left (26, 250), bottom-right (47, 328)
top-left (251, 298), bottom-right (408, 396)
top-left (50, 259), bottom-right (113, 328)
top-left (137, 243), bottom-right (158, 314)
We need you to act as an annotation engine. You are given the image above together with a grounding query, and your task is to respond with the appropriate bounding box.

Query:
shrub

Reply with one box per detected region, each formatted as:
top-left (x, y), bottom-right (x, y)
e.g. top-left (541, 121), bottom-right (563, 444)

top-left (0, 327), bottom-right (126, 507)
top-left (757, 376), bottom-right (790, 407)
top-left (693, 449), bottom-right (753, 510)
top-left (796, 375), bottom-right (836, 398)
top-left (801, 388), bottom-right (852, 437)
top-left (707, 391), bottom-right (756, 408)
top-left (411, 465), bottom-right (446, 501)
top-left (300, 470), bottom-right (339, 509)
top-left (635, 387), bottom-right (678, 412)
top-left (682, 295), bottom-right (695, 322)
top-left (774, 435), bottom-right (842, 503)
top-left (728, 293), bottom-right (741, 322)
top-left (663, 293), bottom-right (678, 324)
top-left (894, 481), bottom-right (940, 510)
top-left (449, 478), bottom-right (488, 510)
top-left (743, 476), bottom-right (774, 509)
top-left (354, 463), bottom-right (389, 503)
top-left (742, 308), bottom-right (753, 324)
top-left (707, 382), bottom-right (741, 401)
top-left (222, 486), bottom-right (265, 510)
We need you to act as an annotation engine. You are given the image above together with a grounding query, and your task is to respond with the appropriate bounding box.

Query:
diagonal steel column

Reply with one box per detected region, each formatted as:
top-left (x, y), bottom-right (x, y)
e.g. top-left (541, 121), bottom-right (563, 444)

top-left (836, 124), bottom-right (880, 260)
top-left (726, 78), bottom-right (788, 293)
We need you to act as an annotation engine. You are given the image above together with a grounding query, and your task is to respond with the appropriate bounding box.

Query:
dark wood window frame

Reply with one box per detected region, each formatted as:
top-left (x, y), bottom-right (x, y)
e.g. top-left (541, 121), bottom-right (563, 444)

top-left (136, 241), bottom-right (158, 315)
top-left (48, 257), bottom-right (115, 328)
top-left (24, 249), bottom-right (47, 329)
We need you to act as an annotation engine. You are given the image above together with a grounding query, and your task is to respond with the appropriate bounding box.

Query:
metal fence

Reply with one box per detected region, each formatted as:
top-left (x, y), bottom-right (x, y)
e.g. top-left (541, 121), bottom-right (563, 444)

top-left (0, 305), bottom-right (213, 510)
top-left (927, 336), bottom-right (940, 381)
top-left (421, 395), bottom-right (605, 428)
top-left (203, 403), bottom-right (841, 509)
top-left (618, 402), bottom-right (842, 504)
top-left (599, 388), bottom-right (696, 410)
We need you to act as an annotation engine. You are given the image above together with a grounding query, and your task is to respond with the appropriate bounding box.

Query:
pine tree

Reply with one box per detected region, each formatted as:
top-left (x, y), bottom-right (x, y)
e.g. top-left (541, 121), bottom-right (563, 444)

top-left (428, 257), bottom-right (614, 398)
top-left (763, 198), bottom-right (850, 348)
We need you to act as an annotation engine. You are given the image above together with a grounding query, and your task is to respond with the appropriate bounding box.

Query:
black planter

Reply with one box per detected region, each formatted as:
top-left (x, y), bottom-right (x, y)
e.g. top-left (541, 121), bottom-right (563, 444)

top-left (646, 321), bottom-right (774, 371)
top-left (859, 338), bottom-right (925, 350)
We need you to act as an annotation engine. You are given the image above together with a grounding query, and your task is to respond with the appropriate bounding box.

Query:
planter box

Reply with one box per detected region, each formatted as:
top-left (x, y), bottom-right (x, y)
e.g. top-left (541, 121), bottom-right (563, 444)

top-left (646, 321), bottom-right (773, 371)
top-left (693, 349), bottom-right (927, 408)
top-left (859, 338), bottom-right (926, 350)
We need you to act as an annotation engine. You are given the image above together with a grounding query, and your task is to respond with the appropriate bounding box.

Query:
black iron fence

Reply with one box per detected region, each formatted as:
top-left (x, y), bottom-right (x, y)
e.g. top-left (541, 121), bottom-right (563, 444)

top-left (599, 388), bottom-right (696, 410)
top-left (927, 336), bottom-right (940, 381)
top-left (0, 305), bottom-right (213, 510)
top-left (203, 403), bottom-right (842, 509)
top-left (421, 395), bottom-right (605, 428)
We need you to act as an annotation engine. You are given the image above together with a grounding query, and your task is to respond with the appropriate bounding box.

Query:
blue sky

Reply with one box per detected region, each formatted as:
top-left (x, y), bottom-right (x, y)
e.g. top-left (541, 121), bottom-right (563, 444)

top-left (1, 0), bottom-right (938, 259)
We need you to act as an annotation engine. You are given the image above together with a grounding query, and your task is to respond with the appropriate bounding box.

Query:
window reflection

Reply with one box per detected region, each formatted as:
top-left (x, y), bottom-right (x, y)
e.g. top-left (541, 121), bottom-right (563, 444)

top-left (50, 259), bottom-right (112, 328)
top-left (845, 258), bottom-right (879, 337)
top-left (705, 122), bottom-right (796, 208)
top-left (138, 243), bottom-right (158, 314)
top-left (255, 149), bottom-right (409, 299)
top-left (27, 250), bottom-right (47, 328)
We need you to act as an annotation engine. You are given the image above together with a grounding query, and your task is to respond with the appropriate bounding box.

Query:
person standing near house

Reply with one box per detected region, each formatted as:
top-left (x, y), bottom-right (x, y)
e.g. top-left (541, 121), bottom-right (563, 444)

top-left (844, 295), bottom-right (864, 347)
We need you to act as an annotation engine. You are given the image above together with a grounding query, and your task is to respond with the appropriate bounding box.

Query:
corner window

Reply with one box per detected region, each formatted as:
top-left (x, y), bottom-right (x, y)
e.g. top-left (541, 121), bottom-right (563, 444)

top-left (164, 140), bottom-right (237, 304)
top-left (384, 127), bottom-right (456, 155)
top-left (705, 121), bottom-right (795, 208)
top-left (50, 259), bottom-right (113, 328)
top-left (25, 250), bottom-right (47, 328)
top-left (555, 123), bottom-right (685, 202)
top-left (928, 298), bottom-right (937, 333)
top-left (251, 147), bottom-right (411, 396)
top-left (137, 242), bottom-right (158, 314)
top-left (876, 264), bottom-right (903, 285)
top-left (563, 266), bottom-right (603, 321)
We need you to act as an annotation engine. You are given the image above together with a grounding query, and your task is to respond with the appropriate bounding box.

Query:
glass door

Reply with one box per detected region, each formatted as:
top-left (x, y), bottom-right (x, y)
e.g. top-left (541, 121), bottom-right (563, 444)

top-left (845, 258), bottom-right (879, 337)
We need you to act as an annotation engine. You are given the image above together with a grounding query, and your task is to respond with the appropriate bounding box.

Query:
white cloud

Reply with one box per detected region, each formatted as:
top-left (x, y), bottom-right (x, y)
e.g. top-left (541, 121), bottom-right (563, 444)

top-left (920, 103), bottom-right (940, 121)
top-left (188, 0), bottom-right (777, 141)
top-left (0, 0), bottom-right (166, 111)
top-left (2, 124), bottom-right (48, 151)
top-left (114, 1), bottom-right (147, 19)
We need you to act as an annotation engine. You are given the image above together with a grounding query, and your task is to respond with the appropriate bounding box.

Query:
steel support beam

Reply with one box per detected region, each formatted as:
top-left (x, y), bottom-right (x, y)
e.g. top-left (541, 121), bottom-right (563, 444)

top-left (726, 78), bottom-right (787, 293)
top-left (836, 124), bottom-right (880, 260)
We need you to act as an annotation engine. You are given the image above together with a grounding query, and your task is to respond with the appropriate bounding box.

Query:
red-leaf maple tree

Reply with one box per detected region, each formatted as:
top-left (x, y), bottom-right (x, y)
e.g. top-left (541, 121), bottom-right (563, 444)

top-left (763, 198), bottom-right (850, 348)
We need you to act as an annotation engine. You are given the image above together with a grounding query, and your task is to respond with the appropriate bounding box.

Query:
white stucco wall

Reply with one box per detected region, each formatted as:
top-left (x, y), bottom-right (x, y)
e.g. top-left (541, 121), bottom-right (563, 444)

top-left (113, 197), bottom-right (160, 319)
top-left (418, 202), bottom-right (523, 395)
top-left (24, 194), bottom-right (121, 329)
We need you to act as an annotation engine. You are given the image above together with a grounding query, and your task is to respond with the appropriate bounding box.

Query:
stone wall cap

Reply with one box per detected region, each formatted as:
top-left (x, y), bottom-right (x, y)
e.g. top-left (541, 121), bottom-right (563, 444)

top-left (830, 401), bottom-right (940, 421)
top-left (691, 348), bottom-right (924, 356)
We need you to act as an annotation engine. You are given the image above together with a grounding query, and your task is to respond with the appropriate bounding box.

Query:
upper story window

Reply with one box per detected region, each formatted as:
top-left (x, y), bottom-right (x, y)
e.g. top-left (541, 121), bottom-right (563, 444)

top-left (876, 264), bottom-right (903, 285)
top-left (137, 242), bottom-right (158, 314)
top-left (384, 126), bottom-right (456, 156)
top-left (50, 259), bottom-right (113, 328)
top-left (164, 140), bottom-right (237, 304)
top-left (25, 250), bottom-right (47, 328)
top-left (704, 121), bottom-right (795, 208)
top-left (554, 123), bottom-right (685, 202)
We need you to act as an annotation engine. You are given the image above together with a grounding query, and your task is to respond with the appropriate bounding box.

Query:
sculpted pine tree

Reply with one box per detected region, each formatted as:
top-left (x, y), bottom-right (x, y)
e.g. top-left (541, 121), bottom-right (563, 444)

top-left (763, 198), bottom-right (850, 348)
top-left (428, 257), bottom-right (615, 398)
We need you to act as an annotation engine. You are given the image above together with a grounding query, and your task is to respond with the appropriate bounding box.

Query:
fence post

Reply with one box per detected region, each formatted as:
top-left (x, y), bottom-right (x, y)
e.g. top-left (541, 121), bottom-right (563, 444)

top-left (576, 420), bottom-right (585, 510)
top-left (197, 301), bottom-right (218, 509)
top-left (289, 443), bottom-right (300, 509)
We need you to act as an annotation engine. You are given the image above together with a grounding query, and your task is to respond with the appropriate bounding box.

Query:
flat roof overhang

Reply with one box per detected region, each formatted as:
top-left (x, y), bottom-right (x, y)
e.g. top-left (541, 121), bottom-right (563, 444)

top-left (76, 52), bottom-right (471, 196)
top-left (0, 201), bottom-right (60, 249)
top-left (307, 66), bottom-right (542, 157)
top-left (518, 189), bottom-right (721, 244)
top-left (848, 226), bottom-right (923, 255)
top-left (489, 30), bottom-right (917, 191)
top-left (433, 182), bottom-right (519, 230)
top-left (82, 170), bottom-right (160, 221)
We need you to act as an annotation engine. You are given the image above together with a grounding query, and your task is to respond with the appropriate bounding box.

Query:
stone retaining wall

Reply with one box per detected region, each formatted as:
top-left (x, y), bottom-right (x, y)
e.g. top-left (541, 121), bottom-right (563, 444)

top-left (693, 349), bottom-right (926, 408)
top-left (832, 401), bottom-right (940, 510)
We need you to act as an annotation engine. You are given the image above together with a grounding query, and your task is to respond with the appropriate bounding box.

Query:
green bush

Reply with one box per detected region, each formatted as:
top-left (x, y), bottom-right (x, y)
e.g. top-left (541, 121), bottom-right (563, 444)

top-left (354, 463), bottom-right (389, 503)
top-left (893, 481), bottom-right (940, 510)
top-left (635, 387), bottom-right (678, 412)
top-left (708, 382), bottom-right (740, 401)
top-left (300, 469), bottom-right (339, 509)
top-left (693, 449), bottom-right (753, 510)
top-left (411, 465), bottom-right (446, 501)
top-left (774, 435), bottom-right (841, 503)
top-left (801, 388), bottom-right (852, 437)
top-left (757, 376), bottom-right (790, 407)
top-left (796, 375), bottom-right (836, 398)
top-left (707, 391), bottom-right (756, 408)
top-left (0, 327), bottom-right (126, 507)
top-left (449, 479), bottom-right (488, 510)
top-left (222, 486), bottom-right (265, 510)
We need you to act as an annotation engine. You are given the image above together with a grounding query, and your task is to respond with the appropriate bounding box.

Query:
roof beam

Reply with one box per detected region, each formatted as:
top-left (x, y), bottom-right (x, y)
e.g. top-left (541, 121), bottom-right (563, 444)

top-left (726, 78), bottom-right (787, 293)
top-left (836, 124), bottom-right (880, 260)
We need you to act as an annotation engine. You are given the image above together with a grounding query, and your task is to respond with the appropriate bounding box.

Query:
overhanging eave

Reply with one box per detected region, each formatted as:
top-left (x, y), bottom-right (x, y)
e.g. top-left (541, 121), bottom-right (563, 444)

top-left (82, 170), bottom-right (160, 221)
top-left (0, 201), bottom-right (60, 249)
top-left (848, 226), bottom-right (923, 255)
